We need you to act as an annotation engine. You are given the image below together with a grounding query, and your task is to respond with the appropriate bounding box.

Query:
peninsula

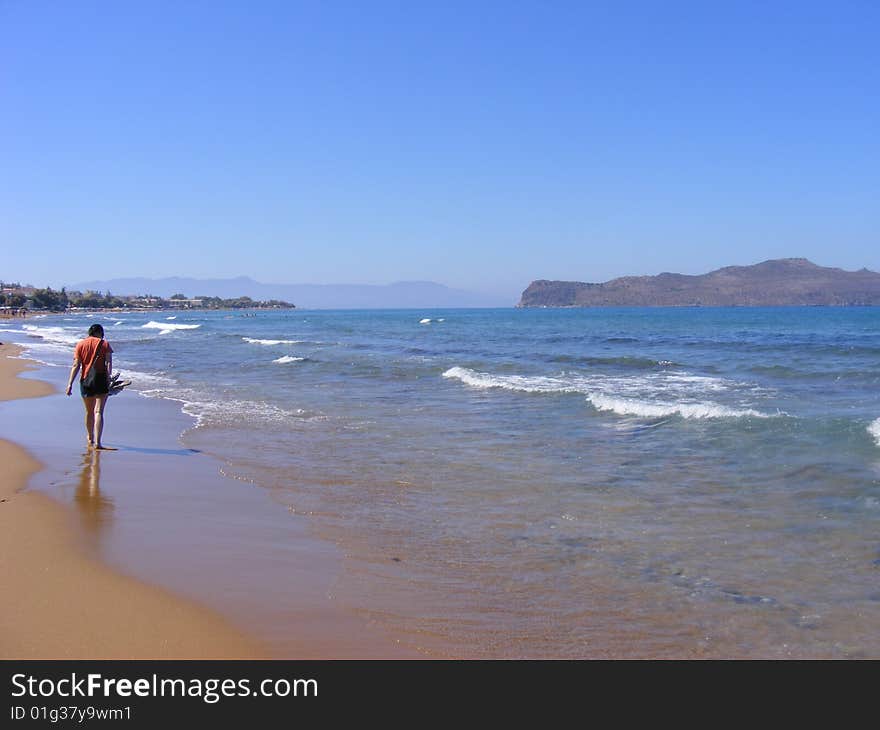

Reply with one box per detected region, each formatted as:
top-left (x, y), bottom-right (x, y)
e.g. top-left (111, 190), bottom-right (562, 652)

top-left (518, 258), bottom-right (880, 307)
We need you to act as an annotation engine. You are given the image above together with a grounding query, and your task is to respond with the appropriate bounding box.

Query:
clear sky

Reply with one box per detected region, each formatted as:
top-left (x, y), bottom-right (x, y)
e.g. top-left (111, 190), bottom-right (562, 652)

top-left (1, 1), bottom-right (878, 299)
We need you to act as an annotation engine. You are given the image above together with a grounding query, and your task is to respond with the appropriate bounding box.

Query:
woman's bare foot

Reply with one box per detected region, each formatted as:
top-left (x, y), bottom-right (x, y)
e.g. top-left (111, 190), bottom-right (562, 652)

top-left (94, 445), bottom-right (117, 451)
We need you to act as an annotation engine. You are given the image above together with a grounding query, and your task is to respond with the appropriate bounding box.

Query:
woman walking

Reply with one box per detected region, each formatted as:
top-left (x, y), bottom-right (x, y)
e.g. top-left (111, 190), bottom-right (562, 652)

top-left (66, 323), bottom-right (114, 450)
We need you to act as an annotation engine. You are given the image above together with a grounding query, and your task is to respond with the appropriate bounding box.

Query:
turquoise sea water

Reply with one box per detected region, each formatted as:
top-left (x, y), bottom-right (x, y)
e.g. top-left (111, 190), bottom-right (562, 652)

top-left (5, 307), bottom-right (880, 657)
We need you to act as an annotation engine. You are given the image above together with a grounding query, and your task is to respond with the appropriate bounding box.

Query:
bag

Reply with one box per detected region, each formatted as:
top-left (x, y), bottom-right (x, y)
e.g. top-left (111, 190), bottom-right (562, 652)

top-left (81, 339), bottom-right (105, 390)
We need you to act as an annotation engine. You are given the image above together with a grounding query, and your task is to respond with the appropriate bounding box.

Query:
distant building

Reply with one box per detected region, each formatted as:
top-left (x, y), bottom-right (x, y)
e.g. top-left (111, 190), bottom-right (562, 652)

top-left (167, 298), bottom-right (205, 308)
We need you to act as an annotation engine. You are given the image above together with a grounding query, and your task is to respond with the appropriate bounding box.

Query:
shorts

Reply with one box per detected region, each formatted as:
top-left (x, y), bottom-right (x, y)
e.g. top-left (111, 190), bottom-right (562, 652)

top-left (80, 373), bottom-right (109, 397)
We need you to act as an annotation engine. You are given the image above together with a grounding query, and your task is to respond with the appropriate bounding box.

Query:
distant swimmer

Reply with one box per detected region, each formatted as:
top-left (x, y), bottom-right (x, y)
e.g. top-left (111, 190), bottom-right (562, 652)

top-left (66, 324), bottom-right (117, 450)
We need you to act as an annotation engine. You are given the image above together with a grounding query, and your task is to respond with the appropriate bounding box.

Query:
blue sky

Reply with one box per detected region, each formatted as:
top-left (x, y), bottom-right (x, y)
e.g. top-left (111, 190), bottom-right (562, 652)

top-left (1, 1), bottom-right (877, 299)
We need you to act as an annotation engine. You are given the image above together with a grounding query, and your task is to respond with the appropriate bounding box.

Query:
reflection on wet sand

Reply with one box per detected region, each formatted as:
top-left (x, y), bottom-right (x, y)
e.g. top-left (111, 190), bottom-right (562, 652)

top-left (74, 448), bottom-right (114, 533)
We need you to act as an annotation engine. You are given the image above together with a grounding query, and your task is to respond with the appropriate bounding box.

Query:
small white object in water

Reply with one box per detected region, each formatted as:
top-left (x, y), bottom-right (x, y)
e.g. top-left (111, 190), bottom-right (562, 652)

top-left (419, 318), bottom-right (431, 324)
top-left (869, 418), bottom-right (880, 447)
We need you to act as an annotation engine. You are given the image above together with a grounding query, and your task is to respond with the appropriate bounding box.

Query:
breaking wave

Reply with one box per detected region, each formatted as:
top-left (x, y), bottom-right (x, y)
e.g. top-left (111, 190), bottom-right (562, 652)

top-left (142, 321), bottom-right (201, 332)
top-left (20, 325), bottom-right (81, 346)
top-left (441, 366), bottom-right (774, 420)
top-left (587, 394), bottom-right (768, 419)
top-left (869, 418), bottom-right (880, 447)
top-left (138, 384), bottom-right (318, 429)
top-left (243, 337), bottom-right (303, 345)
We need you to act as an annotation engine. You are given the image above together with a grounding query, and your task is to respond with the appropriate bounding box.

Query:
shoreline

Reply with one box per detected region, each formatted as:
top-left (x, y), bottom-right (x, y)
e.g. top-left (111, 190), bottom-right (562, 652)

top-left (0, 342), bottom-right (422, 659)
top-left (0, 344), bottom-right (267, 658)
top-left (6, 308), bottom-right (878, 657)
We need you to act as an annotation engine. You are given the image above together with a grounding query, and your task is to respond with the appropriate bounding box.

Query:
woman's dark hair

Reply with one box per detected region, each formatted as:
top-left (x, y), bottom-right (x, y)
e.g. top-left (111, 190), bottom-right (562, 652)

top-left (87, 324), bottom-right (104, 338)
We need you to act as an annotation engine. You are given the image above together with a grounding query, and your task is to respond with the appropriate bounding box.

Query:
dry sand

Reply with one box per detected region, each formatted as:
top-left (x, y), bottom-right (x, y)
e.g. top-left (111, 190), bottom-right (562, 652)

top-left (0, 343), bottom-right (267, 658)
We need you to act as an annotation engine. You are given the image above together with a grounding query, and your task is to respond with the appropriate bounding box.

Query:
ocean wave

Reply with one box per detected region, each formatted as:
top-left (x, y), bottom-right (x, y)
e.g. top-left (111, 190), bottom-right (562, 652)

top-left (442, 367), bottom-right (580, 394)
top-left (869, 418), bottom-right (880, 447)
top-left (6, 340), bottom-right (72, 359)
top-left (21, 324), bottom-right (81, 345)
top-left (273, 355), bottom-right (305, 364)
top-left (661, 373), bottom-right (731, 391)
top-left (243, 337), bottom-right (304, 345)
top-left (586, 394), bottom-right (769, 419)
top-left (442, 366), bottom-right (774, 420)
top-left (138, 385), bottom-right (317, 429)
top-left (117, 369), bottom-right (177, 387)
top-left (10, 326), bottom-right (83, 363)
top-left (441, 366), bottom-right (738, 396)
top-left (142, 321), bottom-right (201, 333)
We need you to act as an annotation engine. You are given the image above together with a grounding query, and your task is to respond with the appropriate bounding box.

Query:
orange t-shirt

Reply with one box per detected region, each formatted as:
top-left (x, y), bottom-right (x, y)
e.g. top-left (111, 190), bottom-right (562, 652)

top-left (74, 337), bottom-right (113, 380)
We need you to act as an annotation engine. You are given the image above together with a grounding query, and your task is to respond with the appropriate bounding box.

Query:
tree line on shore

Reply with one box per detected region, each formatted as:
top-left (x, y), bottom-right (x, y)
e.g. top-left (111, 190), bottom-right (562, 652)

top-left (0, 283), bottom-right (294, 311)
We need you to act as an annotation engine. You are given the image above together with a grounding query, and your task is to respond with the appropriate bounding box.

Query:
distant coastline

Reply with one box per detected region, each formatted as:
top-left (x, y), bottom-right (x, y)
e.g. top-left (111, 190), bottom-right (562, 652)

top-left (0, 283), bottom-right (294, 314)
top-left (519, 258), bottom-right (880, 307)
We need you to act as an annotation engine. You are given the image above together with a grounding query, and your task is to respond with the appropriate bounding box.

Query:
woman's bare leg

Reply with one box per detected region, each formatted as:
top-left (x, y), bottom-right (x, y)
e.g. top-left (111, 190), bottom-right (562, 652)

top-left (82, 396), bottom-right (96, 446)
top-left (93, 395), bottom-right (110, 449)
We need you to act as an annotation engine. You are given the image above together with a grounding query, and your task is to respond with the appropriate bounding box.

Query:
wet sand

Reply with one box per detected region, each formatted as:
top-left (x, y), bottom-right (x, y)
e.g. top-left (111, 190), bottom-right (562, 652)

top-left (0, 344), bottom-right (265, 657)
top-left (0, 343), bottom-right (420, 658)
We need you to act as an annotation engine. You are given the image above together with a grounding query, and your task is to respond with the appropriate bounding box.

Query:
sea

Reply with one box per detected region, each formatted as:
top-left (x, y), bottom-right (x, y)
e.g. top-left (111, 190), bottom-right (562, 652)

top-left (4, 306), bottom-right (880, 657)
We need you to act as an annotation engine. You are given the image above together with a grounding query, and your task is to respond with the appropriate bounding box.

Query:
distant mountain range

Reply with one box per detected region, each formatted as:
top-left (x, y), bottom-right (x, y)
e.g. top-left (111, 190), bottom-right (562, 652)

top-left (519, 259), bottom-right (880, 307)
top-left (72, 277), bottom-right (507, 309)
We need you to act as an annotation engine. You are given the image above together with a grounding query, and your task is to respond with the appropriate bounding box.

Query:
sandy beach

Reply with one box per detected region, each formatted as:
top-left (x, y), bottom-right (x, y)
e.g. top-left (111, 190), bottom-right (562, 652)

top-left (0, 344), bottom-right (267, 658)
top-left (0, 341), bottom-right (424, 659)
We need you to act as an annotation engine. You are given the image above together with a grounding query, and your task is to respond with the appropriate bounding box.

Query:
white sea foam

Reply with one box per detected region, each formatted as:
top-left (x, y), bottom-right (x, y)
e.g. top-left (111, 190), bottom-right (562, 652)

top-left (141, 321), bottom-right (201, 336)
top-left (137, 384), bottom-right (317, 429)
top-left (442, 366), bottom-right (774, 420)
top-left (660, 373), bottom-right (729, 391)
top-left (419, 318), bottom-right (432, 324)
top-left (243, 337), bottom-right (303, 345)
top-left (273, 355), bottom-right (305, 364)
top-left (142, 321), bottom-right (200, 331)
top-left (21, 325), bottom-right (81, 346)
top-left (869, 418), bottom-right (880, 447)
top-left (5, 340), bottom-right (71, 360)
top-left (30, 341), bottom-right (74, 355)
top-left (166, 316), bottom-right (177, 320)
top-left (0, 326), bottom-right (70, 364)
top-left (442, 367), bottom-right (580, 394)
top-left (117, 369), bottom-right (176, 387)
top-left (587, 394), bottom-right (767, 419)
